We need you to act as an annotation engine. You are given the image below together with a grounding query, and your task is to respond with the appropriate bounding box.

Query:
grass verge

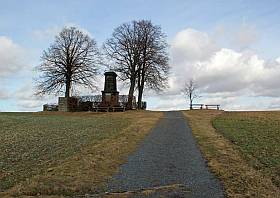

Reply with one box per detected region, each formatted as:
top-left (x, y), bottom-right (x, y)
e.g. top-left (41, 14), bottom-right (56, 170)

top-left (183, 110), bottom-right (279, 197)
top-left (0, 111), bottom-right (162, 197)
top-left (213, 111), bottom-right (280, 187)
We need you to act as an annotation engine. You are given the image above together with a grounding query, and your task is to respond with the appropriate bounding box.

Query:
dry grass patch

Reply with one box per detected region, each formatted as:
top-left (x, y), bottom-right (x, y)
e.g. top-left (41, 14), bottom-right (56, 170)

top-left (0, 111), bottom-right (162, 197)
top-left (95, 184), bottom-right (189, 198)
top-left (183, 110), bottom-right (280, 198)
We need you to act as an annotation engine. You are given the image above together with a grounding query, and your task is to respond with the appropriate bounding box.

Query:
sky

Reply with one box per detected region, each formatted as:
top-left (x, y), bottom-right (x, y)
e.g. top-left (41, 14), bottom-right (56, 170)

top-left (1, 0), bottom-right (280, 111)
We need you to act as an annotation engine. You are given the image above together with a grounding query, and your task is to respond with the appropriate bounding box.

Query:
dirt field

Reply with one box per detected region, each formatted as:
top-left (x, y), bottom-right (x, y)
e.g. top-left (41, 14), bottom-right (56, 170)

top-left (0, 111), bottom-right (162, 197)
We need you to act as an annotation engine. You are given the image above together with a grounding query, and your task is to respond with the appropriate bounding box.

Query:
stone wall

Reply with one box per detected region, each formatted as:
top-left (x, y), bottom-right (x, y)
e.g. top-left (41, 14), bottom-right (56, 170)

top-left (58, 97), bottom-right (78, 112)
top-left (53, 95), bottom-right (142, 112)
top-left (43, 104), bottom-right (58, 111)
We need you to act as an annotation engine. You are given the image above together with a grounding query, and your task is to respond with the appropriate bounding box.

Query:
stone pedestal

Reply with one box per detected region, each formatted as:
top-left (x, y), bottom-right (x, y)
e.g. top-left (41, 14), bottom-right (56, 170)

top-left (101, 91), bottom-right (119, 107)
top-left (58, 97), bottom-right (78, 112)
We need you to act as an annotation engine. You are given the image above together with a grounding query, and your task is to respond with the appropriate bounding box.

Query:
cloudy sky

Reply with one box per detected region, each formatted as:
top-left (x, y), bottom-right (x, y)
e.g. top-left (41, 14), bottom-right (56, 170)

top-left (1, 0), bottom-right (280, 111)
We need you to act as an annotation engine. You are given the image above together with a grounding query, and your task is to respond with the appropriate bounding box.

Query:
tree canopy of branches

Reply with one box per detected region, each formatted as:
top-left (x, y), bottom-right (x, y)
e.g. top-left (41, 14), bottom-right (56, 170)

top-left (182, 79), bottom-right (200, 110)
top-left (36, 27), bottom-right (100, 98)
top-left (104, 20), bottom-right (169, 109)
top-left (136, 20), bottom-right (169, 109)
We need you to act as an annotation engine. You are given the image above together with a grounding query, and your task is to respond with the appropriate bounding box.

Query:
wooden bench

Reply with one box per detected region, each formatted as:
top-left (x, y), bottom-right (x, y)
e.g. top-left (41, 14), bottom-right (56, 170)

top-left (205, 105), bottom-right (220, 110)
top-left (191, 104), bottom-right (204, 110)
top-left (190, 104), bottom-right (221, 110)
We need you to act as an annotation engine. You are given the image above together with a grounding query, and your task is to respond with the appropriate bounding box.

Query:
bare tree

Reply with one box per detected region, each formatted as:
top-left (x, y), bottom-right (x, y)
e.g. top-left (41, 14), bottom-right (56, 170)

top-left (104, 20), bottom-right (169, 110)
top-left (136, 20), bottom-right (169, 109)
top-left (182, 79), bottom-right (200, 110)
top-left (36, 27), bottom-right (100, 97)
top-left (103, 21), bottom-right (141, 110)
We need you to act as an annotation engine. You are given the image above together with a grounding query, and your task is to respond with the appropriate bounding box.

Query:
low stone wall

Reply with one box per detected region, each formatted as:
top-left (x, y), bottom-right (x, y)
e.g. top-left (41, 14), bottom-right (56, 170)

top-left (58, 97), bottom-right (78, 112)
top-left (43, 104), bottom-right (58, 111)
top-left (78, 101), bottom-right (93, 111)
top-left (52, 95), bottom-right (144, 112)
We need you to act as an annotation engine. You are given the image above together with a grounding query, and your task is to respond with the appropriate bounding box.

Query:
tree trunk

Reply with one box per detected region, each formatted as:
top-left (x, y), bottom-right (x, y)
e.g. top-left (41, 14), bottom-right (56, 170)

top-left (137, 68), bottom-right (141, 109)
top-left (65, 75), bottom-right (71, 98)
top-left (127, 77), bottom-right (136, 110)
top-left (137, 72), bottom-right (145, 109)
top-left (137, 87), bottom-right (144, 109)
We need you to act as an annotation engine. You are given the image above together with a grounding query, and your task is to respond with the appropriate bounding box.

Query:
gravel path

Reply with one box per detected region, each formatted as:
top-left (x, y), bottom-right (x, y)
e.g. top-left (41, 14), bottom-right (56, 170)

top-left (106, 111), bottom-right (224, 197)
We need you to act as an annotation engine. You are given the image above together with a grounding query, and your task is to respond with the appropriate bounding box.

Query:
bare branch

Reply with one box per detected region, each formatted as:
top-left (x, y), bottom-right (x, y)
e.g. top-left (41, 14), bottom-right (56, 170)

top-left (35, 27), bottom-right (101, 97)
top-left (104, 20), bottom-right (170, 109)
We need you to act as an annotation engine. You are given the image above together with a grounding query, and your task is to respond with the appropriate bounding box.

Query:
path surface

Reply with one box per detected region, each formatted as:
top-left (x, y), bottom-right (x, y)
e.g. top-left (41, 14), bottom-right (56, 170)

top-left (106, 111), bottom-right (224, 197)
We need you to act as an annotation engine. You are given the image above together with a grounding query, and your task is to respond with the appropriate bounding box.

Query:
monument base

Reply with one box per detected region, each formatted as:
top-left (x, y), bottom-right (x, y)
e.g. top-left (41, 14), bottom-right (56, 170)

top-left (100, 91), bottom-right (120, 107)
top-left (58, 97), bottom-right (78, 112)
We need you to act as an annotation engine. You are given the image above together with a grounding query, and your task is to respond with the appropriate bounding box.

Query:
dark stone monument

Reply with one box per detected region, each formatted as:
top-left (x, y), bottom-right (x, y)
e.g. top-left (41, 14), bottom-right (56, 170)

top-left (101, 72), bottom-right (120, 107)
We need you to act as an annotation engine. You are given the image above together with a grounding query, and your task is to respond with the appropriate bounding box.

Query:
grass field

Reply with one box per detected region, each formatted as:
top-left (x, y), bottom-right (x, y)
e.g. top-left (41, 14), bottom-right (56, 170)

top-left (183, 110), bottom-right (280, 197)
top-left (0, 111), bottom-right (162, 197)
top-left (213, 111), bottom-right (280, 187)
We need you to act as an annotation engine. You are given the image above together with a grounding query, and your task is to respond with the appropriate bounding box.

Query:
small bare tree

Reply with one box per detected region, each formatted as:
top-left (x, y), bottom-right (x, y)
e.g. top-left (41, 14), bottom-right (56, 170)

top-left (36, 27), bottom-right (100, 97)
top-left (182, 79), bottom-right (200, 110)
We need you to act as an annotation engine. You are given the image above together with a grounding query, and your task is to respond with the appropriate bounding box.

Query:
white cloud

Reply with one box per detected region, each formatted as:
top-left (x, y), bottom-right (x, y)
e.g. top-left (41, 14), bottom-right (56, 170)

top-left (194, 49), bottom-right (265, 93)
top-left (0, 89), bottom-right (11, 100)
top-left (0, 36), bottom-right (40, 111)
top-left (150, 28), bottom-right (280, 111)
top-left (268, 98), bottom-right (280, 110)
top-left (212, 23), bottom-right (259, 50)
top-left (171, 28), bottom-right (219, 63)
top-left (170, 28), bottom-right (280, 95)
top-left (147, 95), bottom-right (187, 111)
top-left (13, 81), bottom-right (56, 111)
top-left (0, 36), bottom-right (26, 77)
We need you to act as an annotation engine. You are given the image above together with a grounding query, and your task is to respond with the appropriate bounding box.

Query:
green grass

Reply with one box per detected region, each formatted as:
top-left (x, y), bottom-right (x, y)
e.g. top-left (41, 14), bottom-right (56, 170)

top-left (0, 112), bottom-right (131, 192)
top-left (212, 111), bottom-right (280, 187)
